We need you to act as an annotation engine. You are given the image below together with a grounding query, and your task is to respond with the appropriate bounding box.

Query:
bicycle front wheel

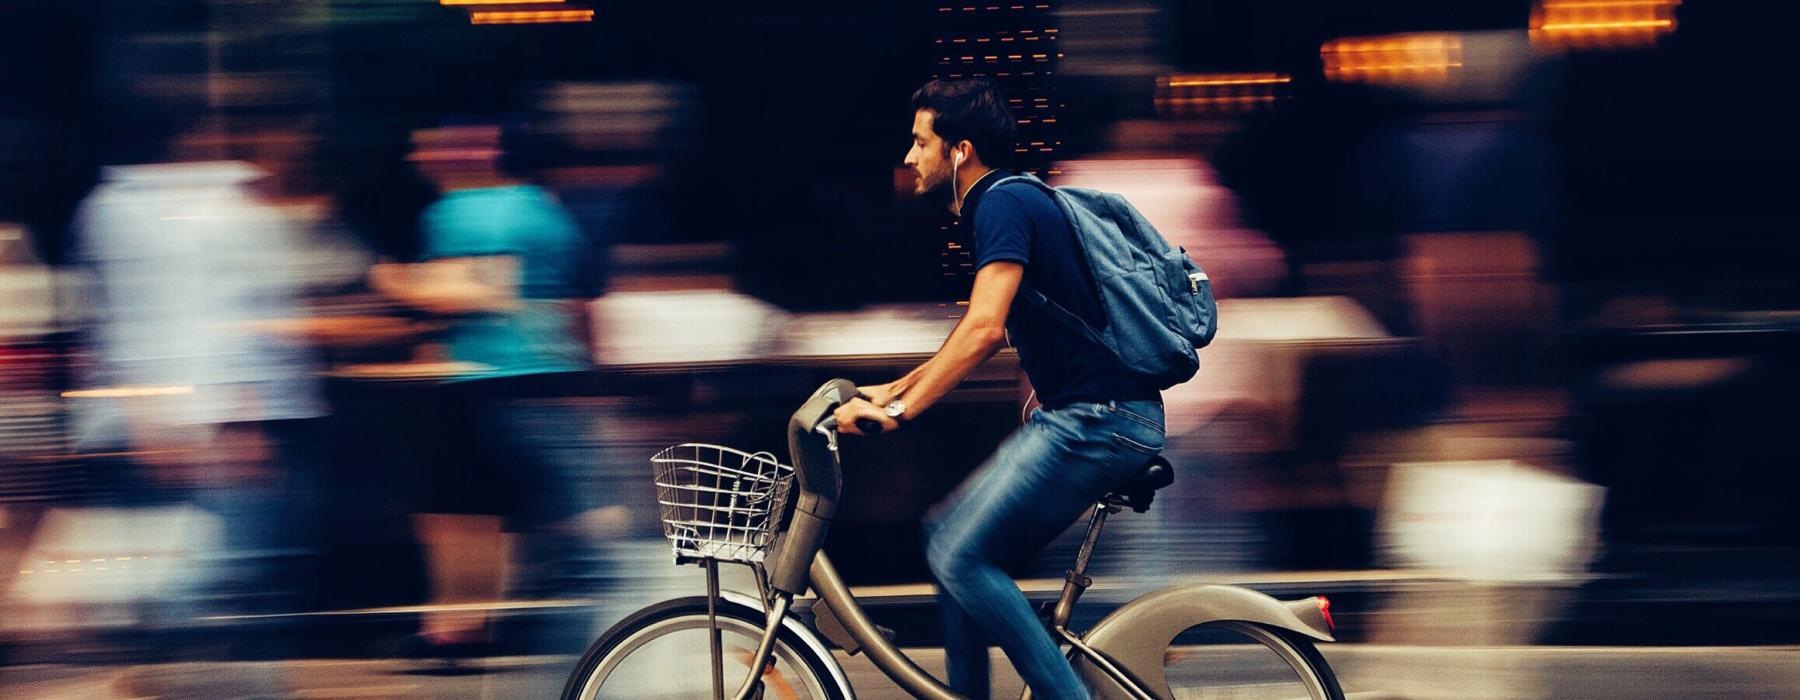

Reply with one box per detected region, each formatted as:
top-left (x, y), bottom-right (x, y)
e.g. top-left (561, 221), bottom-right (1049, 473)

top-left (1159, 621), bottom-right (1344, 700)
top-left (562, 596), bottom-right (849, 700)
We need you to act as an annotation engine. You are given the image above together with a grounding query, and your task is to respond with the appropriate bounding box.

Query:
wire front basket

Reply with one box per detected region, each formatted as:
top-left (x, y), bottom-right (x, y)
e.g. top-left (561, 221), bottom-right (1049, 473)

top-left (652, 443), bottom-right (794, 563)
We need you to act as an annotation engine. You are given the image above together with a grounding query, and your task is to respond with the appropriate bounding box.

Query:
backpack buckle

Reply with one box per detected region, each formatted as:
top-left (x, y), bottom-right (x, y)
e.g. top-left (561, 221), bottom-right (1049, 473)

top-left (1187, 272), bottom-right (1207, 295)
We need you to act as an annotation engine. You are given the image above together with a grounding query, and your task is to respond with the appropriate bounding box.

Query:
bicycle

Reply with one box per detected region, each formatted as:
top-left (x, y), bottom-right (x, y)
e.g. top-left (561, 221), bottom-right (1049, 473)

top-left (564, 379), bottom-right (1343, 700)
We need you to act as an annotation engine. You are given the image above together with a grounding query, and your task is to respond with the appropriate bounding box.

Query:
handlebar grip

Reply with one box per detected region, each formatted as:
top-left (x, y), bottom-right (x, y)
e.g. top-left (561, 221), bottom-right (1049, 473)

top-left (809, 379), bottom-right (873, 436)
top-left (819, 378), bottom-right (862, 405)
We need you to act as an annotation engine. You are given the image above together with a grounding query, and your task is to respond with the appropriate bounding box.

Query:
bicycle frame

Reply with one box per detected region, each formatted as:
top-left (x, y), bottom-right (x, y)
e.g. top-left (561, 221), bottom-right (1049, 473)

top-left (709, 380), bottom-right (1333, 700)
top-left (800, 500), bottom-right (1161, 700)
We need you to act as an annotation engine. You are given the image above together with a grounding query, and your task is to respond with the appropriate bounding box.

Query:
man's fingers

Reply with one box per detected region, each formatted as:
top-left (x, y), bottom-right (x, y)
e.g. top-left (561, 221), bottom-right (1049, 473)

top-left (856, 408), bottom-right (901, 435)
top-left (833, 401), bottom-right (867, 435)
top-left (857, 384), bottom-right (893, 406)
top-left (831, 399), bottom-right (898, 436)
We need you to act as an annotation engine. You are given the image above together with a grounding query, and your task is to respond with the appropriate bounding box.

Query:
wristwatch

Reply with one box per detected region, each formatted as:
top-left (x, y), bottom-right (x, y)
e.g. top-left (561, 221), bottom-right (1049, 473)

top-left (883, 400), bottom-right (909, 424)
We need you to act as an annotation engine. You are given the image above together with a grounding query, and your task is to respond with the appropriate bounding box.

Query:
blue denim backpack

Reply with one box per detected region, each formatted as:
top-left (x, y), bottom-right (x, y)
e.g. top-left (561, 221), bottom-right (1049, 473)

top-left (995, 174), bottom-right (1218, 390)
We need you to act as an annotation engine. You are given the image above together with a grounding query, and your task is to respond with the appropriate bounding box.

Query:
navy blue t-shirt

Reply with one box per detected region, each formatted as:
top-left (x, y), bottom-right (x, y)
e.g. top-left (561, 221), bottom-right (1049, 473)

top-left (964, 170), bottom-right (1155, 407)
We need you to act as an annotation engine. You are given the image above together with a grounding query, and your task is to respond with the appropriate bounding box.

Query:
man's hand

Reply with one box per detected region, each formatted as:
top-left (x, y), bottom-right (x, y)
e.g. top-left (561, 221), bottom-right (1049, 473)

top-left (833, 262), bottom-right (1019, 436)
top-left (858, 382), bottom-right (898, 407)
top-left (833, 397), bottom-right (899, 436)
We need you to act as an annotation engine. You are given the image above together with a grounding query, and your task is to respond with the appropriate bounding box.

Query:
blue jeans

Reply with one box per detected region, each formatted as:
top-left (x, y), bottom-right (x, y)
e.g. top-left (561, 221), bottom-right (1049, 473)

top-left (924, 399), bottom-right (1166, 700)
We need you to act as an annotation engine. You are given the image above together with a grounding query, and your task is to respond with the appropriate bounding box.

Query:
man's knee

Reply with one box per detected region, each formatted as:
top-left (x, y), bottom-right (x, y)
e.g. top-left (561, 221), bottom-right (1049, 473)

top-left (925, 524), bottom-right (979, 583)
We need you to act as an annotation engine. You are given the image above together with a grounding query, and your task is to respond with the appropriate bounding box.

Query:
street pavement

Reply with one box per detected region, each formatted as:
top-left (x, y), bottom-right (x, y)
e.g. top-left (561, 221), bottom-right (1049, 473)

top-left (5, 645), bottom-right (1800, 699)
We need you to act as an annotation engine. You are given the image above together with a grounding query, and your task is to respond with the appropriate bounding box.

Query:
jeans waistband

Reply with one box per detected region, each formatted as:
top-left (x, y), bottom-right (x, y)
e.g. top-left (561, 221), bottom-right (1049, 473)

top-left (1043, 394), bottom-right (1161, 411)
top-left (1115, 390), bottom-right (1162, 404)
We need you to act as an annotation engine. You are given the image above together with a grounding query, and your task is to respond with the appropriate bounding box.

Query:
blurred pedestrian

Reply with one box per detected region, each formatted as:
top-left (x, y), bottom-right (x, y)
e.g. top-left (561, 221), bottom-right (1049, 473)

top-left (70, 115), bottom-right (330, 692)
top-left (371, 121), bottom-right (611, 668)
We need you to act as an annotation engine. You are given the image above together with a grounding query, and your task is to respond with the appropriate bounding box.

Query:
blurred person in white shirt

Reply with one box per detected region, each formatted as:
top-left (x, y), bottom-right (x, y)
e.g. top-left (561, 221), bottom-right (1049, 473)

top-left (71, 117), bottom-right (329, 634)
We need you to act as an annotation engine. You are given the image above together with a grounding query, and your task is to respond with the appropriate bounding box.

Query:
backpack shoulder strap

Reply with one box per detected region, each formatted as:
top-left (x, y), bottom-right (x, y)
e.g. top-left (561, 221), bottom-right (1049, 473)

top-left (986, 173), bottom-right (1119, 352)
top-left (990, 173), bottom-right (1054, 197)
top-left (1018, 281), bottom-right (1113, 353)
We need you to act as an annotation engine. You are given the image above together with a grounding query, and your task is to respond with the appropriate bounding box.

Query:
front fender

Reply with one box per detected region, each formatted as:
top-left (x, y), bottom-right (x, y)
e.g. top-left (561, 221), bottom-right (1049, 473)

top-left (1073, 584), bottom-right (1333, 700)
top-left (718, 590), bottom-right (855, 699)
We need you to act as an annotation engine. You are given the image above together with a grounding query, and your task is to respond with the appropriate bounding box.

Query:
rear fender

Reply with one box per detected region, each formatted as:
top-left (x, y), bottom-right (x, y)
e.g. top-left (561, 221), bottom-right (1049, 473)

top-left (1073, 584), bottom-right (1333, 700)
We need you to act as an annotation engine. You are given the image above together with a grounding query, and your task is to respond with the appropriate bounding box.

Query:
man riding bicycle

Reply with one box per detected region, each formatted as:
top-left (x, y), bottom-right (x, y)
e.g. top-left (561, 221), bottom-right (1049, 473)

top-left (834, 78), bottom-right (1167, 700)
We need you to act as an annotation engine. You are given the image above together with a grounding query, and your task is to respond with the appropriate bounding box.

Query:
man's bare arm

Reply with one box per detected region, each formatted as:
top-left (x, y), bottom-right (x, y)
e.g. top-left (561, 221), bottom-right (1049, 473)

top-left (836, 261), bottom-right (1022, 433)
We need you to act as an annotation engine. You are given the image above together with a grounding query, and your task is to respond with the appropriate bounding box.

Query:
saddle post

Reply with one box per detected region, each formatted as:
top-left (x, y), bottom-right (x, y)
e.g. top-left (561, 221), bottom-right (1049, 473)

top-left (1051, 501), bottom-right (1116, 630)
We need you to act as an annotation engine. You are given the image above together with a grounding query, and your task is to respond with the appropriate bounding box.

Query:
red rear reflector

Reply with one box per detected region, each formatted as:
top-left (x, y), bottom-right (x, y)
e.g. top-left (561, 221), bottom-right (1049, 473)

top-left (1317, 596), bottom-right (1335, 631)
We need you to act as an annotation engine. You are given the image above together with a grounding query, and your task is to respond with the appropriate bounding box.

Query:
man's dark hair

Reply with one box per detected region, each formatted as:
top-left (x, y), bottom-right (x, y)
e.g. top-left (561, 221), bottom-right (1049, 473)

top-left (911, 79), bottom-right (1016, 167)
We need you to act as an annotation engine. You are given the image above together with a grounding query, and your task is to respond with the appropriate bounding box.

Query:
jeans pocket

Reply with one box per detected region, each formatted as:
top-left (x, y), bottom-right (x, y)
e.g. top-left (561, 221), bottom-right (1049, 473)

top-left (1113, 405), bottom-right (1163, 432)
top-left (1112, 432), bottom-right (1163, 456)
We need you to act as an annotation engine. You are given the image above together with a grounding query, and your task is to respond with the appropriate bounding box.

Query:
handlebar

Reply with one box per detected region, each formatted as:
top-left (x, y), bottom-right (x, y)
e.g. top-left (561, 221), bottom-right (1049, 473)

top-left (768, 378), bottom-right (881, 594)
top-left (814, 415), bottom-right (887, 436)
top-left (807, 380), bottom-right (885, 436)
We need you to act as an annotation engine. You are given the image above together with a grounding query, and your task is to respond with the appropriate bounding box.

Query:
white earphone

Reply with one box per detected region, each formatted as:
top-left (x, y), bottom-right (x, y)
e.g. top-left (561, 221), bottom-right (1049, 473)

top-left (952, 147), bottom-right (965, 210)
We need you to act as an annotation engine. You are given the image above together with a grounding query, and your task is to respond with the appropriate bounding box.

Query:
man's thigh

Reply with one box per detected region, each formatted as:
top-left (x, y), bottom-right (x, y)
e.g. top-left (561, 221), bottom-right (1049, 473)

top-left (929, 410), bottom-right (1121, 563)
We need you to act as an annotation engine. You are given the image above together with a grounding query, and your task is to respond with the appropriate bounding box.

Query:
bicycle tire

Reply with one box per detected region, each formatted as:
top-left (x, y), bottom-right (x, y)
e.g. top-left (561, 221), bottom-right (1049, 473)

top-left (562, 596), bottom-right (850, 700)
top-left (1154, 621), bottom-right (1345, 700)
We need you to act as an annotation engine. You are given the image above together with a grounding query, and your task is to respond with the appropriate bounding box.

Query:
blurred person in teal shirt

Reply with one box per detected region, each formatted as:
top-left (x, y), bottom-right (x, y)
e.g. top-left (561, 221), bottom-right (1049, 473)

top-left (374, 124), bottom-right (592, 378)
top-left (371, 122), bottom-right (610, 676)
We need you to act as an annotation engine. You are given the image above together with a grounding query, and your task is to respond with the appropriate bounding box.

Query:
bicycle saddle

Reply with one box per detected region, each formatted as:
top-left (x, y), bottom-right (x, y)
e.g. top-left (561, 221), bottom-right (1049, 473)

top-left (1104, 456), bottom-right (1174, 513)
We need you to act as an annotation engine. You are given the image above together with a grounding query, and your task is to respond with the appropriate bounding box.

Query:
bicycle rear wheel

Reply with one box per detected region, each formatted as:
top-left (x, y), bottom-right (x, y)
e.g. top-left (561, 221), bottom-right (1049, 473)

top-left (1158, 621), bottom-right (1344, 700)
top-left (562, 596), bottom-right (849, 700)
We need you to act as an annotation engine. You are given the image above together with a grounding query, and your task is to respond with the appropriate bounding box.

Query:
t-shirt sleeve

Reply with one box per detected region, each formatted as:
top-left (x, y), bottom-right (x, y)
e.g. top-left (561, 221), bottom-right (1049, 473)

top-left (972, 187), bottom-right (1033, 268)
